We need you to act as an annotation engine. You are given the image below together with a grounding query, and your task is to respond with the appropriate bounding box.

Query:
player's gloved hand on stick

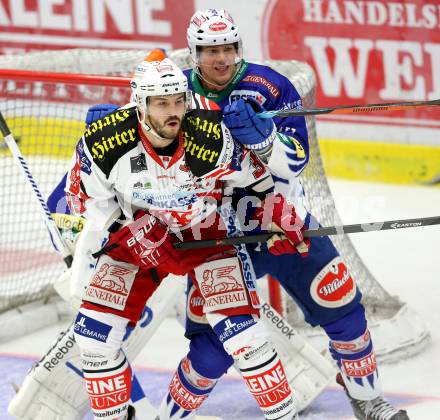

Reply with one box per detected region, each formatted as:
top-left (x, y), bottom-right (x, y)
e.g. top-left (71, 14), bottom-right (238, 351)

top-left (253, 193), bottom-right (310, 257)
top-left (96, 210), bottom-right (182, 271)
top-left (222, 97), bottom-right (277, 150)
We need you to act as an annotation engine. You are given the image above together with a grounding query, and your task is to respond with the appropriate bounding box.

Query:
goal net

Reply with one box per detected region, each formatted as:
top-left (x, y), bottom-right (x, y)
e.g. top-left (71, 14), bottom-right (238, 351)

top-left (0, 48), bottom-right (429, 360)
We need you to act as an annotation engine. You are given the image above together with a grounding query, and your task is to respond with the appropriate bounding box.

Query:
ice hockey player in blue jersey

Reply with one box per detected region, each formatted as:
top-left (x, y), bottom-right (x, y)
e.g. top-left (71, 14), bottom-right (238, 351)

top-left (177, 8), bottom-right (410, 420)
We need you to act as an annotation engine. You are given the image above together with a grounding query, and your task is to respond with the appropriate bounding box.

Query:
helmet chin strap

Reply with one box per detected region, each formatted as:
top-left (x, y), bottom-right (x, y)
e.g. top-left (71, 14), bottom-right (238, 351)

top-left (136, 108), bottom-right (173, 144)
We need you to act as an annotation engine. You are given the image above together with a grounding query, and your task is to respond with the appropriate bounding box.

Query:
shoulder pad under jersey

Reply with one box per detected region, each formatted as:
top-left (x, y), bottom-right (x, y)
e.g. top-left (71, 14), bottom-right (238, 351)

top-left (182, 94), bottom-right (233, 178)
top-left (83, 106), bottom-right (139, 174)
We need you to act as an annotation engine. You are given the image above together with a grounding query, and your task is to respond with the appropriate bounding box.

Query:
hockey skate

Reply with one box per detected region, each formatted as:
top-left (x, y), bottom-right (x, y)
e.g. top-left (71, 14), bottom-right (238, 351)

top-left (336, 374), bottom-right (409, 420)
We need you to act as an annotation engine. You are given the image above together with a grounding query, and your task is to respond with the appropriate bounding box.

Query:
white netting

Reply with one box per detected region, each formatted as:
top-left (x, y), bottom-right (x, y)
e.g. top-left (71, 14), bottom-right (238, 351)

top-left (0, 48), bottom-right (429, 359)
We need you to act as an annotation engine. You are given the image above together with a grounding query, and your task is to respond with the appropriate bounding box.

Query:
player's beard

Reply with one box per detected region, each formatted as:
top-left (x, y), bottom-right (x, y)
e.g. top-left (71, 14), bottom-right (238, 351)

top-left (149, 115), bottom-right (182, 140)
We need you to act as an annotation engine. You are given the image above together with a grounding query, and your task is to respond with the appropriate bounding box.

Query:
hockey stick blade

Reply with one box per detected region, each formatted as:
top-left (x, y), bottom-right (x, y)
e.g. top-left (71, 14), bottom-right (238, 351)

top-left (174, 215), bottom-right (440, 249)
top-left (258, 98), bottom-right (440, 118)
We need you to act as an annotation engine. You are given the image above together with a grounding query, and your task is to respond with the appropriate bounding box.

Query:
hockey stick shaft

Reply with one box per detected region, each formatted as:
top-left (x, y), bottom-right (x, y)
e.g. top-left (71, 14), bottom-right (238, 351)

top-left (0, 111), bottom-right (73, 267)
top-left (174, 215), bottom-right (440, 249)
top-left (258, 98), bottom-right (440, 118)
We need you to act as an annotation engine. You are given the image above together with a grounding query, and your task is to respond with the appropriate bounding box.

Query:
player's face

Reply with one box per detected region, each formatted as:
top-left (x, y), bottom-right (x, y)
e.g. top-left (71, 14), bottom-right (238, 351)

top-left (198, 44), bottom-right (238, 90)
top-left (146, 93), bottom-right (186, 140)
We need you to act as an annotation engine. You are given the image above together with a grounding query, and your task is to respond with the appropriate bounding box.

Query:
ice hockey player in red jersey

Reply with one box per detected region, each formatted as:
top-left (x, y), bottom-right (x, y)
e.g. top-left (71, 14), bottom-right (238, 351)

top-left (66, 56), bottom-right (300, 419)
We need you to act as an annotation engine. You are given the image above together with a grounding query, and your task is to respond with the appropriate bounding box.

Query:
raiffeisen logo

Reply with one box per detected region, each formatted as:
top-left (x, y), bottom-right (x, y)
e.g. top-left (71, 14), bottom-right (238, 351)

top-left (262, 0), bottom-right (440, 124)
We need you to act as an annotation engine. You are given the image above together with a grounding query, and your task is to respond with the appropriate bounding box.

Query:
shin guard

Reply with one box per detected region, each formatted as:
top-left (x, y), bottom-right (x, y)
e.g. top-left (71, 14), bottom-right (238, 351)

top-left (210, 314), bottom-right (297, 420)
top-left (82, 350), bottom-right (132, 419)
top-left (74, 309), bottom-right (131, 419)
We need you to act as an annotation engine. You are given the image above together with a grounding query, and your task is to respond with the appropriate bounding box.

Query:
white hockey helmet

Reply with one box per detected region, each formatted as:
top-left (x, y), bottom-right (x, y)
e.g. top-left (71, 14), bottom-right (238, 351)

top-left (130, 58), bottom-right (189, 134)
top-left (130, 58), bottom-right (188, 109)
top-left (187, 8), bottom-right (242, 66)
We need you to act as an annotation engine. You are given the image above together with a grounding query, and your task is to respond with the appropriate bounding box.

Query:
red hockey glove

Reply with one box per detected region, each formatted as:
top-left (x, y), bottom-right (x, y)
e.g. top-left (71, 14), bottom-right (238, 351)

top-left (98, 210), bottom-right (181, 271)
top-left (253, 194), bottom-right (310, 257)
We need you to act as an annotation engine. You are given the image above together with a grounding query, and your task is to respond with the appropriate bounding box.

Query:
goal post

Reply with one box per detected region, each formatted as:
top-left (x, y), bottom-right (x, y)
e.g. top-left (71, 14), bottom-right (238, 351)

top-left (0, 48), bottom-right (430, 360)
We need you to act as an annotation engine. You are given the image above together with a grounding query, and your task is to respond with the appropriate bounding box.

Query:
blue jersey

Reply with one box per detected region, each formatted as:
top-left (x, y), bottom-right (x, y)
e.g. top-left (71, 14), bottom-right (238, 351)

top-left (184, 61), bottom-right (309, 180)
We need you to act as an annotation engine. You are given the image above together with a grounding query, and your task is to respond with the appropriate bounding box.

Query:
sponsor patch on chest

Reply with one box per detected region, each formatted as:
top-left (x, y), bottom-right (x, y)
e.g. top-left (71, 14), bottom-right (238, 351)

top-left (230, 90), bottom-right (267, 105)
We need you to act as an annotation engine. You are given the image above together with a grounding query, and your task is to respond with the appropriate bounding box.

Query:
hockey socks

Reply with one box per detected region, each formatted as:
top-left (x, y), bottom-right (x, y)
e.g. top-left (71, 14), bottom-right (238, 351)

top-left (159, 357), bottom-right (218, 419)
top-left (330, 328), bottom-right (381, 400)
top-left (324, 306), bottom-right (381, 401)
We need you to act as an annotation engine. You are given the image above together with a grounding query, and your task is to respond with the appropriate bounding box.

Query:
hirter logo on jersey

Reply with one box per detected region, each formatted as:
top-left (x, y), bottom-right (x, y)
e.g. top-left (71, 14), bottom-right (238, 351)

top-left (181, 107), bottom-right (225, 177)
top-left (85, 256), bottom-right (137, 311)
top-left (310, 257), bottom-right (356, 308)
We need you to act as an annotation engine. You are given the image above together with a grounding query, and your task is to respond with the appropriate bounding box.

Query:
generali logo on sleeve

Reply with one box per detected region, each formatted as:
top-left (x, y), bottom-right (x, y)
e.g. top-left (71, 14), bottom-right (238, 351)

top-left (262, 0), bottom-right (440, 125)
top-left (0, 0), bottom-right (194, 53)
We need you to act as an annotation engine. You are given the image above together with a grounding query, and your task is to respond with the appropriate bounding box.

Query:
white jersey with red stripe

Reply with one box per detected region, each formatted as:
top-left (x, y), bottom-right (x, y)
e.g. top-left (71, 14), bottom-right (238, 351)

top-left (65, 93), bottom-right (271, 232)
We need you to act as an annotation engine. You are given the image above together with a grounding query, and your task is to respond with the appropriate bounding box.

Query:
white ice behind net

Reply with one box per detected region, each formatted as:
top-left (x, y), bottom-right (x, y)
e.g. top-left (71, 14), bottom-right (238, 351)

top-left (0, 48), bottom-right (429, 359)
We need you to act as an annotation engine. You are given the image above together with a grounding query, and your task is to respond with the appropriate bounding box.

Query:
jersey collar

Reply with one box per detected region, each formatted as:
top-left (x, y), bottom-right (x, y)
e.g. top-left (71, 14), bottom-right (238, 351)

top-left (138, 123), bottom-right (184, 169)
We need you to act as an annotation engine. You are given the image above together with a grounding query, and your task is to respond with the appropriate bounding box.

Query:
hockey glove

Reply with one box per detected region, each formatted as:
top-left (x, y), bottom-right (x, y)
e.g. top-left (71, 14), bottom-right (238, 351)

top-left (223, 98), bottom-right (277, 150)
top-left (96, 210), bottom-right (181, 271)
top-left (253, 193), bottom-right (310, 257)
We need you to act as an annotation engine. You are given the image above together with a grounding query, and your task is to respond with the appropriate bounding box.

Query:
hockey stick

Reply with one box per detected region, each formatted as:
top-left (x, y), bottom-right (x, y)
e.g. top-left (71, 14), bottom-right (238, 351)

top-left (174, 215), bottom-right (440, 249)
top-left (0, 111), bottom-right (73, 267)
top-left (258, 98), bottom-right (440, 118)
